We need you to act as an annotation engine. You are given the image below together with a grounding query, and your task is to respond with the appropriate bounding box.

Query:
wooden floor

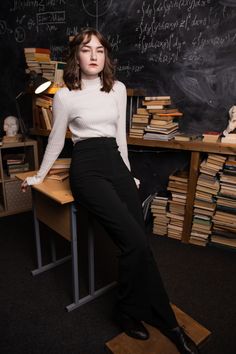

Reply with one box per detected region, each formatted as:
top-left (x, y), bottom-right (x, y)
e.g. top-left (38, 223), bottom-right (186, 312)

top-left (106, 305), bottom-right (211, 354)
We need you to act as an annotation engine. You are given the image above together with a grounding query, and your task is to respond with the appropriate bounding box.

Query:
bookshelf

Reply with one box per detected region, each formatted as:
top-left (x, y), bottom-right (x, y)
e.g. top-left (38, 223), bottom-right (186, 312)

top-left (30, 89), bottom-right (236, 246)
top-left (0, 140), bottom-right (39, 217)
top-left (127, 137), bottom-right (236, 244)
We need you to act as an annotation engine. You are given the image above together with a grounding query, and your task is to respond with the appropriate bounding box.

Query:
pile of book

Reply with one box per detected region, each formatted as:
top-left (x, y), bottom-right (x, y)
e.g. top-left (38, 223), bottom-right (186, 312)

top-left (211, 157), bottom-right (236, 249)
top-left (3, 153), bottom-right (29, 178)
top-left (166, 170), bottom-right (188, 240)
top-left (46, 158), bottom-right (71, 181)
top-left (142, 96), bottom-right (183, 141)
top-left (190, 154), bottom-right (226, 246)
top-left (129, 107), bottom-right (150, 138)
top-left (24, 48), bottom-right (66, 87)
top-left (35, 95), bottom-right (53, 130)
top-left (151, 194), bottom-right (169, 236)
top-left (24, 47), bottom-right (51, 75)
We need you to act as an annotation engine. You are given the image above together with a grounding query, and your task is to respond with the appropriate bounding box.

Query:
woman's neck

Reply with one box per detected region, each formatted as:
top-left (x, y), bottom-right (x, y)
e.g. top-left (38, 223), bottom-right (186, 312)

top-left (81, 77), bottom-right (101, 89)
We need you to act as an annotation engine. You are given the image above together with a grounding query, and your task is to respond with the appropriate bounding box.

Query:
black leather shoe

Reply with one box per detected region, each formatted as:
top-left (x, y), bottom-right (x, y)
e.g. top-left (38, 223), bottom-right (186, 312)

top-left (116, 312), bottom-right (149, 340)
top-left (163, 326), bottom-right (200, 354)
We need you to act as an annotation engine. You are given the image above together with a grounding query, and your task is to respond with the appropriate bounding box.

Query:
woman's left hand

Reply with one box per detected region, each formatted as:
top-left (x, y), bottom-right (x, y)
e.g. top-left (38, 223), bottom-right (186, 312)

top-left (134, 177), bottom-right (140, 189)
top-left (21, 179), bottom-right (29, 192)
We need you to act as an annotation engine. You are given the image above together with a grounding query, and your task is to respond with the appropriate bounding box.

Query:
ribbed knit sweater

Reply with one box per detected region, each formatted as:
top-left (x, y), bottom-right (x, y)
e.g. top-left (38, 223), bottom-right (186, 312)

top-left (26, 78), bottom-right (131, 185)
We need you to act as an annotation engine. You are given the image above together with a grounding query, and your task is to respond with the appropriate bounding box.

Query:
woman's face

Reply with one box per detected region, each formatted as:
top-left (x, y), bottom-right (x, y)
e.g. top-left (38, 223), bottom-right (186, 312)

top-left (78, 34), bottom-right (105, 80)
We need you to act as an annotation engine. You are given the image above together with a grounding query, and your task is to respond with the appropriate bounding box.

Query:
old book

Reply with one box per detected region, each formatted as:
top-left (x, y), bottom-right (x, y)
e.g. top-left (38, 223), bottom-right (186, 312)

top-left (51, 158), bottom-right (71, 169)
top-left (142, 100), bottom-right (171, 106)
top-left (144, 96), bottom-right (171, 100)
top-left (169, 170), bottom-right (189, 183)
top-left (24, 47), bottom-right (50, 54)
top-left (174, 134), bottom-right (199, 141)
top-left (46, 171), bottom-right (69, 181)
top-left (202, 131), bottom-right (221, 142)
top-left (41, 107), bottom-right (51, 130)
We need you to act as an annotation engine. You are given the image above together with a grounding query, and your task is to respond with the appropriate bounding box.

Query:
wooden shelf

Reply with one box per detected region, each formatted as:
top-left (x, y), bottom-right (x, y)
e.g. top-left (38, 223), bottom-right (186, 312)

top-left (127, 137), bottom-right (236, 155)
top-left (0, 139), bottom-right (39, 217)
top-left (128, 137), bottom-right (236, 243)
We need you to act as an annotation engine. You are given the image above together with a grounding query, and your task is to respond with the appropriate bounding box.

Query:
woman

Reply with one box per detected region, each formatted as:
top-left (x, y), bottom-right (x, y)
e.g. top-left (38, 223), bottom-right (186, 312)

top-left (22, 28), bottom-right (199, 354)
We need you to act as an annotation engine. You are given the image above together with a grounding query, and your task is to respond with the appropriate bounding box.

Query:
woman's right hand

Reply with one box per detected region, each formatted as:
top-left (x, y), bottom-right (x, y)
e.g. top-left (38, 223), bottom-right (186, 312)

top-left (21, 179), bottom-right (29, 192)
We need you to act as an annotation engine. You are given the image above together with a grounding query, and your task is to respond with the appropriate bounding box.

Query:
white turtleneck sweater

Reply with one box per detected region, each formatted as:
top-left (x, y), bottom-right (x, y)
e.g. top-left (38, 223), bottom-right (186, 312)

top-left (26, 78), bottom-right (131, 186)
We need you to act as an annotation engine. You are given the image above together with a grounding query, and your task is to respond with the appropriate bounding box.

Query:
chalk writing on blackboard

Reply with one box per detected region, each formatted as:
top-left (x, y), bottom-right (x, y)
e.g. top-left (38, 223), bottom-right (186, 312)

top-left (82, 0), bottom-right (113, 29)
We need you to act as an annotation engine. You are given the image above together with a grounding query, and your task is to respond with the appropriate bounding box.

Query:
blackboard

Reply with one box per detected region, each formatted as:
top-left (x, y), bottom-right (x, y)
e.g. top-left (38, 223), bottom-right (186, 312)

top-left (1, 0), bottom-right (236, 134)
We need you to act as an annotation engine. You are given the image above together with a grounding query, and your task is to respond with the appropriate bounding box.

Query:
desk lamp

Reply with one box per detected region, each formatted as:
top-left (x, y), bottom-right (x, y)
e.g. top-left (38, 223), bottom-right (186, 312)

top-left (28, 71), bottom-right (52, 94)
top-left (15, 72), bottom-right (52, 139)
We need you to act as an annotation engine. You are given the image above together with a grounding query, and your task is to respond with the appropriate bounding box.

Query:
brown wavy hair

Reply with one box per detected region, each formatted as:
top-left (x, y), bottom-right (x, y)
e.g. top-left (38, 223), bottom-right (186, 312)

top-left (63, 28), bottom-right (116, 92)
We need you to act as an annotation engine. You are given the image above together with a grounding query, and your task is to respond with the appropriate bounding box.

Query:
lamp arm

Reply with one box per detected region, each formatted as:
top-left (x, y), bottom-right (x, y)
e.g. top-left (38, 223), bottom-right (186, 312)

top-left (15, 93), bottom-right (27, 140)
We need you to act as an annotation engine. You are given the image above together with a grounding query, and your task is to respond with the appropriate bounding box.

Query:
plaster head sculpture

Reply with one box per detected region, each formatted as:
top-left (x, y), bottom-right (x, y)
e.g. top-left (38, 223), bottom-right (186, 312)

top-left (3, 116), bottom-right (19, 137)
top-left (223, 105), bottom-right (236, 136)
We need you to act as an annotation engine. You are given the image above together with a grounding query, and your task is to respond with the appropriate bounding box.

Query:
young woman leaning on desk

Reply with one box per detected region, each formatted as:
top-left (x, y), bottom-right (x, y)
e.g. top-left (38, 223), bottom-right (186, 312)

top-left (21, 27), bottom-right (199, 354)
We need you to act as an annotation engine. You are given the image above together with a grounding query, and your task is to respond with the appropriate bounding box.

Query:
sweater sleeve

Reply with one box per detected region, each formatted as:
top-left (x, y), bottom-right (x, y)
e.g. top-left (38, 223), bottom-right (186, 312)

top-left (114, 82), bottom-right (131, 171)
top-left (26, 91), bottom-right (69, 185)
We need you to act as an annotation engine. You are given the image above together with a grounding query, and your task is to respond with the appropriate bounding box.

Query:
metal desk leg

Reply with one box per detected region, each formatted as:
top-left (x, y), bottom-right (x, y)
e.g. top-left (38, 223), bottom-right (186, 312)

top-left (32, 192), bottom-right (42, 270)
top-left (66, 209), bottom-right (116, 312)
top-left (88, 221), bottom-right (95, 296)
top-left (31, 190), bottom-right (71, 277)
top-left (66, 203), bottom-right (79, 311)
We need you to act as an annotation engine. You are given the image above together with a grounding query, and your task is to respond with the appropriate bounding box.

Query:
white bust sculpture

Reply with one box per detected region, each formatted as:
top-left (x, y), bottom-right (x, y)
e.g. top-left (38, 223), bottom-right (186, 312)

top-left (3, 116), bottom-right (19, 137)
top-left (223, 105), bottom-right (236, 136)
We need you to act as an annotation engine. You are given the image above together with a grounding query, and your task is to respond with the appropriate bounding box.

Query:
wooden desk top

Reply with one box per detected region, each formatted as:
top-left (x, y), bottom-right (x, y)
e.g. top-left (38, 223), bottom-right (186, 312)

top-left (127, 137), bottom-right (236, 155)
top-left (16, 171), bottom-right (74, 205)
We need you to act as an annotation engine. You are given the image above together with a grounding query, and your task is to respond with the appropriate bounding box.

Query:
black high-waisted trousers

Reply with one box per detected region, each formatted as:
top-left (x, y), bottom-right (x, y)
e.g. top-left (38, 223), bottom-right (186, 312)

top-left (69, 137), bottom-right (178, 330)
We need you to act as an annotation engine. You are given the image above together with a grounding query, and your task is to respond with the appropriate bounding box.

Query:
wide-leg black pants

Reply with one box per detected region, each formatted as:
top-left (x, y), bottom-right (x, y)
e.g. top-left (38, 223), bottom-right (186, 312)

top-left (69, 137), bottom-right (178, 330)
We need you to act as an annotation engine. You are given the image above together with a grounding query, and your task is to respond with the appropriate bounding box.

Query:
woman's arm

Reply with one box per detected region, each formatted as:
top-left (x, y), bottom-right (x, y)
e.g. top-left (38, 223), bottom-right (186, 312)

top-left (23, 91), bottom-right (69, 187)
top-left (114, 81), bottom-right (131, 171)
top-left (113, 82), bottom-right (140, 188)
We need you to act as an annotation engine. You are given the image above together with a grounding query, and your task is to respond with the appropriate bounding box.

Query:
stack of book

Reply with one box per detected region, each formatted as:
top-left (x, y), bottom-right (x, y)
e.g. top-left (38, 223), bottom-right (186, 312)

top-left (151, 195), bottom-right (169, 236)
top-left (166, 170), bottom-right (188, 240)
top-left (39, 61), bottom-right (57, 82)
top-left (35, 95), bottom-right (53, 130)
top-left (46, 158), bottom-right (71, 181)
top-left (211, 157), bottom-right (236, 249)
top-left (199, 153), bottom-right (226, 176)
top-left (129, 107), bottom-right (150, 138)
top-left (190, 154), bottom-right (226, 246)
top-left (142, 96), bottom-right (183, 141)
top-left (24, 47), bottom-right (51, 74)
top-left (3, 153), bottom-right (29, 178)
top-left (24, 48), bottom-right (66, 87)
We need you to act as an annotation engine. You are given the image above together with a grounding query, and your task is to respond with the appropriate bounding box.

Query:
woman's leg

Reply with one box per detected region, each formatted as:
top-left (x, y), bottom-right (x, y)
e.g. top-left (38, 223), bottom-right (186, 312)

top-left (70, 143), bottom-right (177, 329)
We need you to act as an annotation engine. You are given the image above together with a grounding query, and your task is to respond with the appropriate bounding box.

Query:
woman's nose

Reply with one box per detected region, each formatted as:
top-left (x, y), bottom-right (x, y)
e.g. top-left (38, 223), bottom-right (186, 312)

top-left (90, 51), bottom-right (97, 60)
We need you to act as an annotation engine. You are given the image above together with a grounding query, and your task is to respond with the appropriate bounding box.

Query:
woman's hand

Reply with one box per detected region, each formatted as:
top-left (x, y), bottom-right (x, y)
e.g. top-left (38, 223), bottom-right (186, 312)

top-left (134, 177), bottom-right (140, 189)
top-left (21, 179), bottom-right (29, 192)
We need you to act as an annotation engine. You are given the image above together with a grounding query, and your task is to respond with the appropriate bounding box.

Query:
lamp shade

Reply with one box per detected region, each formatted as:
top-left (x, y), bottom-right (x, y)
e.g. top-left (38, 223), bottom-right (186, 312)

top-left (27, 71), bottom-right (52, 94)
top-left (34, 75), bottom-right (52, 94)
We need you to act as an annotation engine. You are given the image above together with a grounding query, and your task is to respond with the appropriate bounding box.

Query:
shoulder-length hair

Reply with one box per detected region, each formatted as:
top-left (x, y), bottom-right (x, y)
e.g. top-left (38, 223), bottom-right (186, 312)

top-left (63, 27), bottom-right (116, 92)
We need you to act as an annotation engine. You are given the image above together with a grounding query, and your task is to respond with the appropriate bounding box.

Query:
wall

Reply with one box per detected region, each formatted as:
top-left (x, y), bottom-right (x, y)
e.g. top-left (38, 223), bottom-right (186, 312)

top-left (0, 0), bottom-right (236, 135)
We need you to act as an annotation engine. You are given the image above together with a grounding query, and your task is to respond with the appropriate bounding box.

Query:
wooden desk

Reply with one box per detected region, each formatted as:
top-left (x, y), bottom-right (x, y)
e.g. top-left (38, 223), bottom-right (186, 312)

top-left (17, 171), bottom-right (115, 311)
top-left (128, 137), bottom-right (236, 243)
